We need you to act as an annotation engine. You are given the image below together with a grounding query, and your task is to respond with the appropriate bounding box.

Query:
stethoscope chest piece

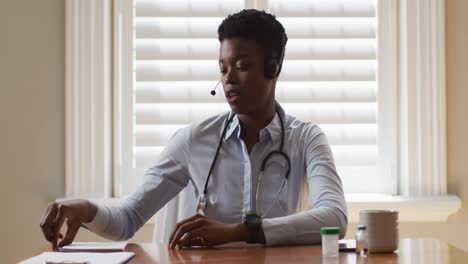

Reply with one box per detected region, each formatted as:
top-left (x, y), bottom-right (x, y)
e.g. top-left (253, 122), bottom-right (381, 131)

top-left (196, 195), bottom-right (206, 215)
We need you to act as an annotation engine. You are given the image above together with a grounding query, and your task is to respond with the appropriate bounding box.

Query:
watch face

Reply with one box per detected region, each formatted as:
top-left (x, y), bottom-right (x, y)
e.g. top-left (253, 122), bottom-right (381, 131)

top-left (244, 212), bottom-right (262, 224)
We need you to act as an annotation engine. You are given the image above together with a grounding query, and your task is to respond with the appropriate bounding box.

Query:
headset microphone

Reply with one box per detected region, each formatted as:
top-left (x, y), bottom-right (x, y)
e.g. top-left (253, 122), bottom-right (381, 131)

top-left (210, 80), bottom-right (222, 96)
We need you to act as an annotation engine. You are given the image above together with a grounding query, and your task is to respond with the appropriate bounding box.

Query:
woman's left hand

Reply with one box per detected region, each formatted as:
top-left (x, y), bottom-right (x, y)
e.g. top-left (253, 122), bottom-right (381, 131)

top-left (168, 214), bottom-right (248, 249)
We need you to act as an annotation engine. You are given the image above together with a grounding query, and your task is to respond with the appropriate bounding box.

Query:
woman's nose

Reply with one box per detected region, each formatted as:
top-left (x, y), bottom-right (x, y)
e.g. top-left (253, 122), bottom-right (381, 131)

top-left (224, 68), bottom-right (237, 85)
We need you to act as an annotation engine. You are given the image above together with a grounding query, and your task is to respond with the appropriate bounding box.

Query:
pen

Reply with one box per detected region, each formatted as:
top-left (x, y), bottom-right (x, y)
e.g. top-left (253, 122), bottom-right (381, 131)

top-left (46, 260), bottom-right (89, 264)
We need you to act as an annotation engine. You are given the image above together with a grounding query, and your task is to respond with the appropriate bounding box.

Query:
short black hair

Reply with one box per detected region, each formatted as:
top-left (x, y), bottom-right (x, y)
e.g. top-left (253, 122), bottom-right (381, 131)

top-left (217, 9), bottom-right (288, 61)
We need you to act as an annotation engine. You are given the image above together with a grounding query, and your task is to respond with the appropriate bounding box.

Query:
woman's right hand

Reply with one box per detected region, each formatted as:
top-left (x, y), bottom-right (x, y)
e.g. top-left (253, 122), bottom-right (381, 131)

top-left (39, 199), bottom-right (97, 249)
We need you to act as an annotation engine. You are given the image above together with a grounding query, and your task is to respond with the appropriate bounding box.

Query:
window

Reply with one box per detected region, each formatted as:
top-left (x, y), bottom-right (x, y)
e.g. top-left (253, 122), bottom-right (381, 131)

top-left (113, 0), bottom-right (396, 197)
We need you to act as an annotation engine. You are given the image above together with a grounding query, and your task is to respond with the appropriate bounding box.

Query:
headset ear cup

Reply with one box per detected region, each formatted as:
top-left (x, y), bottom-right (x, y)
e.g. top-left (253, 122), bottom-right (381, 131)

top-left (264, 58), bottom-right (279, 79)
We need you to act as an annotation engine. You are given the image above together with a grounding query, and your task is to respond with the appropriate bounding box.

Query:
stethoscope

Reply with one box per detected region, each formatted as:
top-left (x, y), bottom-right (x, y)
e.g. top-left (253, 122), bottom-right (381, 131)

top-left (196, 107), bottom-right (291, 218)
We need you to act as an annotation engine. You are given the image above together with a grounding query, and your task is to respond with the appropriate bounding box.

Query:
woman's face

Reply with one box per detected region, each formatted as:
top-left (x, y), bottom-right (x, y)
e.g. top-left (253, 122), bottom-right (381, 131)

top-left (218, 38), bottom-right (276, 115)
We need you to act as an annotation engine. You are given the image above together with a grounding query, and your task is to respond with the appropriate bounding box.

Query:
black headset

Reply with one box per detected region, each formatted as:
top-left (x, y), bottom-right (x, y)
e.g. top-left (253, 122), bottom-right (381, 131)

top-left (263, 33), bottom-right (287, 79)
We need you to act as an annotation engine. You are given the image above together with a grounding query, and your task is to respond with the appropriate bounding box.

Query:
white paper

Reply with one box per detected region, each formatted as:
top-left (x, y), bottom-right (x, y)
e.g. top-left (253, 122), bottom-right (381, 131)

top-left (58, 242), bottom-right (128, 252)
top-left (19, 252), bottom-right (135, 264)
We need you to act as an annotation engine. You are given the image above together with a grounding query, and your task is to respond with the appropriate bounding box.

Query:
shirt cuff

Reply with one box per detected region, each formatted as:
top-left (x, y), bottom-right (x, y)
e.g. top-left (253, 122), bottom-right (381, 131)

top-left (262, 217), bottom-right (297, 246)
top-left (82, 203), bottom-right (111, 233)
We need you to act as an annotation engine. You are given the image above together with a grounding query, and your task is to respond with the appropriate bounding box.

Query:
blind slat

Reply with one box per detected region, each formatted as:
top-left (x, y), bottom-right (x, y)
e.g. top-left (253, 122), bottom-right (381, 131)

top-left (135, 103), bottom-right (376, 125)
top-left (268, 0), bottom-right (375, 17)
top-left (136, 0), bottom-right (375, 18)
top-left (136, 60), bottom-right (376, 81)
top-left (135, 81), bottom-right (377, 103)
top-left (136, 0), bottom-right (243, 17)
top-left (136, 39), bottom-right (376, 60)
top-left (136, 17), bottom-right (376, 39)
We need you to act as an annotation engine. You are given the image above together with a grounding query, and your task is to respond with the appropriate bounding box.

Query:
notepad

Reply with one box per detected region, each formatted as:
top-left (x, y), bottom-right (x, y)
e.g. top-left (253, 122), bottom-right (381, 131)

top-left (58, 242), bottom-right (128, 252)
top-left (19, 252), bottom-right (135, 264)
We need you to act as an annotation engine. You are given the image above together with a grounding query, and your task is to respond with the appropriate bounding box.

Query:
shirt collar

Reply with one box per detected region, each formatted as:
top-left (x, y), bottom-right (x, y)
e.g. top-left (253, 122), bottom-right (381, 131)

top-left (223, 101), bottom-right (287, 142)
top-left (260, 112), bottom-right (281, 142)
top-left (224, 114), bottom-right (240, 141)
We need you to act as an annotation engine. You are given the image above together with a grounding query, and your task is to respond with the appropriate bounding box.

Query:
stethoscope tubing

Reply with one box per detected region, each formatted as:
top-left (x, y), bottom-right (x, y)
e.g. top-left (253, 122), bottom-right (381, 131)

top-left (199, 108), bottom-right (291, 217)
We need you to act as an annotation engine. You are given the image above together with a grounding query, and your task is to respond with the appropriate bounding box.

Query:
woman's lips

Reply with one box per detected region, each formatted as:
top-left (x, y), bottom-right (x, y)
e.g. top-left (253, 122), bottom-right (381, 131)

top-left (227, 94), bottom-right (240, 103)
top-left (226, 90), bottom-right (241, 103)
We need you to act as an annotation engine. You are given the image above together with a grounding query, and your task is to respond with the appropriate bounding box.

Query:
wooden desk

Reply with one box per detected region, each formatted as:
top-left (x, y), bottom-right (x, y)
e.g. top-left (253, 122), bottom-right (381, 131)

top-left (126, 238), bottom-right (468, 264)
top-left (25, 238), bottom-right (468, 264)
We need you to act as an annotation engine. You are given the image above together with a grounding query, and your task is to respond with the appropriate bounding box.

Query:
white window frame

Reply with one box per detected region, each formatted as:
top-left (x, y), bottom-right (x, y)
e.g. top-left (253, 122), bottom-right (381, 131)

top-left (65, 0), bottom-right (113, 198)
top-left (65, 0), bottom-right (460, 222)
top-left (377, 0), bottom-right (398, 195)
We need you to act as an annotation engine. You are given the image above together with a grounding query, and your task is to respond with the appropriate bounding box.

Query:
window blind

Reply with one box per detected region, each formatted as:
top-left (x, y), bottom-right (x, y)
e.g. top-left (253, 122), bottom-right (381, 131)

top-left (133, 0), bottom-right (378, 194)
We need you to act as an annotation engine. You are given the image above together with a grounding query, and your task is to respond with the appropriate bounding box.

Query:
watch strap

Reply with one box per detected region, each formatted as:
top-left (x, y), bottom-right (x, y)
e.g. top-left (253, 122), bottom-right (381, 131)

top-left (243, 212), bottom-right (262, 244)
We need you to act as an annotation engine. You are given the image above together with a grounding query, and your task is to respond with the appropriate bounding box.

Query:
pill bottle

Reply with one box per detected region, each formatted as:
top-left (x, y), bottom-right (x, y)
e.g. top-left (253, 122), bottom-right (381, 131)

top-left (320, 227), bottom-right (340, 258)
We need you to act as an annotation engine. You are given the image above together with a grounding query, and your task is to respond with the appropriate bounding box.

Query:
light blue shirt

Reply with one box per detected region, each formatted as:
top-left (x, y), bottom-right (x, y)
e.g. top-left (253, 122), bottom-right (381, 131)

top-left (85, 102), bottom-right (348, 245)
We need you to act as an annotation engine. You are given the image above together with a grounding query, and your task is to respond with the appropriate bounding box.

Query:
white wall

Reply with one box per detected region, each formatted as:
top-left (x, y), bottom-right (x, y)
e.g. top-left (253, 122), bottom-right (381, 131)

top-left (1, 1), bottom-right (66, 262)
top-left (0, 0), bottom-right (467, 263)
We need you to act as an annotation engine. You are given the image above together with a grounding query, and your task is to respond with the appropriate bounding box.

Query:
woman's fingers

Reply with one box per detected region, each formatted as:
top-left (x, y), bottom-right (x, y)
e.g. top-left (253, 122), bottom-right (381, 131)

top-left (169, 218), bottom-right (205, 249)
top-left (178, 228), bottom-right (205, 248)
top-left (40, 200), bottom-right (92, 249)
top-left (40, 203), bottom-right (59, 242)
top-left (51, 204), bottom-right (69, 249)
top-left (168, 214), bottom-right (203, 247)
top-left (181, 237), bottom-right (206, 248)
top-left (58, 221), bottom-right (81, 247)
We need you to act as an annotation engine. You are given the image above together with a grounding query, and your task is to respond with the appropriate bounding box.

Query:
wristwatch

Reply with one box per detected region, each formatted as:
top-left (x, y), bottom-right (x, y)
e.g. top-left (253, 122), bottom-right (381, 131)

top-left (242, 211), bottom-right (262, 244)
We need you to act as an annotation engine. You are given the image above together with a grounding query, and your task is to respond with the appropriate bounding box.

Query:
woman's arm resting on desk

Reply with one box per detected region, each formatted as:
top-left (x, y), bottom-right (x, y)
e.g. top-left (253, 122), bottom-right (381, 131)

top-left (168, 214), bottom-right (264, 249)
top-left (82, 157), bottom-right (191, 241)
top-left (40, 127), bottom-right (191, 245)
top-left (82, 128), bottom-right (191, 241)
